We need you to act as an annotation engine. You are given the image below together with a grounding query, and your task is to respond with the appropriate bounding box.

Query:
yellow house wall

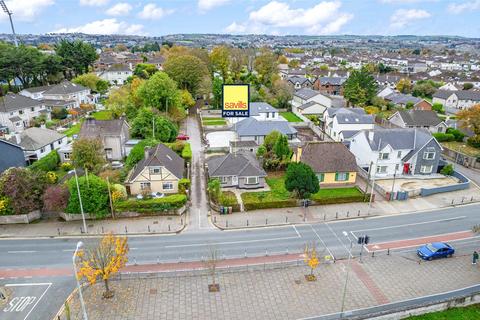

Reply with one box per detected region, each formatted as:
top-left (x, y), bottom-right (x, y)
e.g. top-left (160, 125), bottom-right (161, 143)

top-left (320, 172), bottom-right (357, 185)
top-left (127, 166), bottom-right (180, 195)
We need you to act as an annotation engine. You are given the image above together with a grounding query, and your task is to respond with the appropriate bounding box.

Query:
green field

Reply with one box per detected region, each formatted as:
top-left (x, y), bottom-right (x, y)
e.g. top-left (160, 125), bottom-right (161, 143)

top-left (280, 112), bottom-right (303, 122)
top-left (63, 122), bottom-right (82, 137)
top-left (406, 304), bottom-right (480, 319)
top-left (91, 110), bottom-right (113, 120)
top-left (202, 117), bottom-right (227, 126)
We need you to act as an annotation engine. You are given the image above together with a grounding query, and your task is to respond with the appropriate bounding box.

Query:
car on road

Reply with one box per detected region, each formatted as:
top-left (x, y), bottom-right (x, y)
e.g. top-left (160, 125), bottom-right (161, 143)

top-left (417, 242), bottom-right (455, 261)
top-left (177, 134), bottom-right (190, 140)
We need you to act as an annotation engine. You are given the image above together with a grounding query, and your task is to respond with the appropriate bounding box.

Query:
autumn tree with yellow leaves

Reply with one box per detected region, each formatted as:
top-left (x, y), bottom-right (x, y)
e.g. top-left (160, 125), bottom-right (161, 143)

top-left (76, 234), bottom-right (129, 298)
top-left (304, 242), bottom-right (319, 281)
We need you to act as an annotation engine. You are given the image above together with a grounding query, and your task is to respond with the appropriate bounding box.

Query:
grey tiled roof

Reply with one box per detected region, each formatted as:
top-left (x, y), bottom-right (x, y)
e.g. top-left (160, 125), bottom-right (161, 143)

top-left (335, 113), bottom-right (374, 125)
top-left (249, 102), bottom-right (278, 116)
top-left (385, 93), bottom-right (422, 105)
top-left (293, 88), bottom-right (320, 100)
top-left (8, 127), bottom-right (65, 151)
top-left (105, 64), bottom-right (132, 72)
top-left (207, 152), bottom-right (266, 177)
top-left (21, 85), bottom-right (52, 94)
top-left (340, 130), bottom-right (359, 139)
top-left (297, 101), bottom-right (318, 110)
top-left (454, 90), bottom-right (480, 101)
top-left (128, 143), bottom-right (184, 181)
top-left (235, 118), bottom-right (297, 137)
top-left (0, 93), bottom-right (43, 113)
top-left (298, 142), bottom-right (357, 173)
top-left (287, 76), bottom-right (311, 85)
top-left (43, 80), bottom-right (88, 95)
top-left (80, 119), bottom-right (128, 138)
top-left (229, 140), bottom-right (258, 147)
top-left (433, 90), bottom-right (454, 99)
top-left (318, 77), bottom-right (346, 86)
top-left (394, 110), bottom-right (443, 127)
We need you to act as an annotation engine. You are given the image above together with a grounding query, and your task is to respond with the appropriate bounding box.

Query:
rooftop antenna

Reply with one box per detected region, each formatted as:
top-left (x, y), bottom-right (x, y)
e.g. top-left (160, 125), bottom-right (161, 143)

top-left (0, 0), bottom-right (18, 47)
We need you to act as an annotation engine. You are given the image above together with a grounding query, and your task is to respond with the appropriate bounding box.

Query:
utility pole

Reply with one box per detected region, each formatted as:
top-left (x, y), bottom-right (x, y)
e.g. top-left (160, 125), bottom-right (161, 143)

top-left (74, 168), bottom-right (88, 233)
top-left (152, 117), bottom-right (155, 140)
top-left (340, 231), bottom-right (354, 318)
top-left (0, 0), bottom-right (18, 47)
top-left (390, 165), bottom-right (398, 201)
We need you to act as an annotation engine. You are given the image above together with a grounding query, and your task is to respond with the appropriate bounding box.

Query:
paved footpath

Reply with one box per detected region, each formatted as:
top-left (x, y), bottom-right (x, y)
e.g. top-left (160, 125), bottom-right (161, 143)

top-left (58, 252), bottom-right (480, 320)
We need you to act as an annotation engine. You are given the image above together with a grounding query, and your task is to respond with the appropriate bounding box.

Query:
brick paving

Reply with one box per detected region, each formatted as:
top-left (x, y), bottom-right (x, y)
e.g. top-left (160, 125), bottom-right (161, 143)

top-left (59, 254), bottom-right (480, 320)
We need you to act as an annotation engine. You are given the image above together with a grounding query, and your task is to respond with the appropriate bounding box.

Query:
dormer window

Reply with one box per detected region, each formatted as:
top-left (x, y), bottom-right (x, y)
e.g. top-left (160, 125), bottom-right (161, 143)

top-left (150, 167), bottom-right (161, 174)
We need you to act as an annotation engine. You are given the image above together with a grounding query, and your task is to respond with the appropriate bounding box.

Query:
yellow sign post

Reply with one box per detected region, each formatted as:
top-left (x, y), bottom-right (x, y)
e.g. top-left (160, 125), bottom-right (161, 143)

top-left (222, 84), bottom-right (250, 118)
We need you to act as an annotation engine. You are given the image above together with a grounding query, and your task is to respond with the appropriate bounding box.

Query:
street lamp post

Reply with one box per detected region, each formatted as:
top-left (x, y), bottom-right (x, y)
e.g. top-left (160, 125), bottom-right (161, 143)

top-left (340, 231), bottom-right (353, 319)
top-left (0, 0), bottom-right (18, 47)
top-left (72, 241), bottom-right (88, 320)
top-left (74, 168), bottom-right (88, 233)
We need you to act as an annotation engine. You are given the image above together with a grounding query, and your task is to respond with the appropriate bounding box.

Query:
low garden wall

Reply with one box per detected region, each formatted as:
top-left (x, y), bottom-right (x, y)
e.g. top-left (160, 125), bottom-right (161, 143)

top-left (0, 210), bottom-right (41, 224)
top-left (59, 206), bottom-right (187, 221)
top-left (420, 171), bottom-right (470, 197)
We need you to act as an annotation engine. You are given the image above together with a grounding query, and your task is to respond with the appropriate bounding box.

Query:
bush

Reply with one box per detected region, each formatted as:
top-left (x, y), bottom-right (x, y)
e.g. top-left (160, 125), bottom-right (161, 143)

top-left (468, 135), bottom-right (480, 148)
top-left (432, 103), bottom-right (445, 114)
top-left (0, 197), bottom-right (14, 215)
top-left (441, 164), bottom-right (454, 176)
top-left (99, 169), bottom-right (121, 184)
top-left (29, 151), bottom-right (60, 172)
top-left (61, 162), bottom-right (73, 171)
top-left (115, 194), bottom-right (187, 213)
top-left (181, 143), bottom-right (192, 161)
top-left (46, 171), bottom-right (58, 184)
top-left (51, 107), bottom-right (68, 120)
top-left (218, 191), bottom-right (240, 211)
top-left (446, 128), bottom-right (465, 142)
top-left (178, 178), bottom-right (191, 194)
top-left (242, 197), bottom-right (297, 211)
top-left (433, 133), bottom-right (455, 142)
top-left (125, 139), bottom-right (159, 169)
top-left (66, 174), bottom-right (110, 218)
top-left (43, 185), bottom-right (69, 212)
top-left (207, 179), bottom-right (221, 202)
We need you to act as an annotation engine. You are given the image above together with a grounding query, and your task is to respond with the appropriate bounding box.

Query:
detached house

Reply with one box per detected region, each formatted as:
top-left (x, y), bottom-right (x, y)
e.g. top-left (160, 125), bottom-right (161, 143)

top-left (388, 110), bottom-right (447, 133)
top-left (433, 90), bottom-right (480, 110)
top-left (349, 128), bottom-right (442, 178)
top-left (313, 77), bottom-right (346, 96)
top-left (42, 80), bottom-right (91, 109)
top-left (234, 118), bottom-right (298, 145)
top-left (125, 143), bottom-right (184, 195)
top-left (384, 93), bottom-right (432, 110)
top-left (0, 93), bottom-right (48, 132)
top-left (323, 108), bottom-right (375, 142)
top-left (228, 102), bottom-right (283, 124)
top-left (292, 88), bottom-right (333, 109)
top-left (97, 64), bottom-right (132, 85)
top-left (287, 76), bottom-right (313, 90)
top-left (207, 152), bottom-right (267, 189)
top-left (292, 142), bottom-right (357, 187)
top-left (79, 118), bottom-right (130, 161)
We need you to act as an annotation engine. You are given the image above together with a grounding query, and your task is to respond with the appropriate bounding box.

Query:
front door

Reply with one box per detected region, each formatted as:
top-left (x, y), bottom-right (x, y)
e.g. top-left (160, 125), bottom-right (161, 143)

top-left (403, 163), bottom-right (410, 174)
top-left (232, 176), bottom-right (238, 185)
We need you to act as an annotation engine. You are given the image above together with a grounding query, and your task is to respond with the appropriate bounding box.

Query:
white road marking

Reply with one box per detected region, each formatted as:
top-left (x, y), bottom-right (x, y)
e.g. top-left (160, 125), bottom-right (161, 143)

top-left (351, 216), bottom-right (467, 234)
top-left (292, 225), bottom-right (301, 237)
top-left (165, 235), bottom-right (300, 248)
top-left (7, 251), bottom-right (36, 254)
top-left (325, 223), bottom-right (351, 254)
top-left (309, 225), bottom-right (334, 260)
top-left (4, 282), bottom-right (52, 320)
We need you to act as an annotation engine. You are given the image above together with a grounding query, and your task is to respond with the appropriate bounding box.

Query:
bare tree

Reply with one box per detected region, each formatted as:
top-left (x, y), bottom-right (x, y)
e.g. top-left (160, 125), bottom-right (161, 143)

top-left (203, 246), bottom-right (220, 292)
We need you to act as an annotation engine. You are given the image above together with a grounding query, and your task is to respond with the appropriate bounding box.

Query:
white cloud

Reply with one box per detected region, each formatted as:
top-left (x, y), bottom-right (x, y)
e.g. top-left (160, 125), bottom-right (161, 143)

top-left (138, 3), bottom-right (173, 20)
top-left (52, 19), bottom-right (144, 35)
top-left (389, 9), bottom-right (431, 28)
top-left (198, 0), bottom-right (230, 12)
top-left (224, 1), bottom-right (352, 35)
top-left (447, 0), bottom-right (480, 14)
top-left (0, 0), bottom-right (54, 22)
top-left (80, 0), bottom-right (109, 6)
top-left (106, 2), bottom-right (132, 16)
top-left (380, 0), bottom-right (435, 3)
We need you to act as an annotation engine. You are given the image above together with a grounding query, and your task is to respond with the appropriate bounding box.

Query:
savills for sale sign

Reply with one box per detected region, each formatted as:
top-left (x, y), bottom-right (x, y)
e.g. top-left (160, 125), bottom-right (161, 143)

top-left (222, 84), bottom-right (250, 117)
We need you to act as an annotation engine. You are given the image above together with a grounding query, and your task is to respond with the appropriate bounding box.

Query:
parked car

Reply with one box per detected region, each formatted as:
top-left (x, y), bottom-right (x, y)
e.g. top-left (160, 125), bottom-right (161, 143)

top-left (111, 161), bottom-right (124, 169)
top-left (417, 242), bottom-right (455, 261)
top-left (177, 134), bottom-right (190, 141)
top-left (136, 192), bottom-right (165, 200)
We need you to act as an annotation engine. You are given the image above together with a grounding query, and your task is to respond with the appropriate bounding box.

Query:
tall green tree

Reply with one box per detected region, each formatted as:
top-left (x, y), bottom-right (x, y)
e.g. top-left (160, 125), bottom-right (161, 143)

top-left (210, 46), bottom-right (230, 82)
top-left (130, 108), bottom-right (178, 141)
top-left (274, 134), bottom-right (291, 159)
top-left (211, 77), bottom-right (223, 109)
top-left (163, 55), bottom-right (209, 95)
top-left (72, 73), bottom-right (109, 94)
top-left (55, 40), bottom-right (98, 78)
top-left (72, 138), bottom-right (106, 173)
top-left (284, 162), bottom-right (319, 199)
top-left (133, 63), bottom-right (158, 79)
top-left (136, 72), bottom-right (181, 111)
top-left (343, 68), bottom-right (377, 107)
top-left (254, 49), bottom-right (278, 87)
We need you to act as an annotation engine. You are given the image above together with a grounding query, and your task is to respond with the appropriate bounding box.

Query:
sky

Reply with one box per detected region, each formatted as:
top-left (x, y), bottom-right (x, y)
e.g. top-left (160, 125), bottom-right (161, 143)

top-left (0, 0), bottom-right (479, 38)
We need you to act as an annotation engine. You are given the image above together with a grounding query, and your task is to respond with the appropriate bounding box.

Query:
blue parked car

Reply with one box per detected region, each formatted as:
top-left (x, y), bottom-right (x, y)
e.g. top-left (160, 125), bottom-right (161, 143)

top-left (417, 242), bottom-right (455, 261)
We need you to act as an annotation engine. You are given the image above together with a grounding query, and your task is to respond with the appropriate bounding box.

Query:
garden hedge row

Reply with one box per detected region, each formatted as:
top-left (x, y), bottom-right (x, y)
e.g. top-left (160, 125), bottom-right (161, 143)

top-left (115, 194), bottom-right (187, 213)
top-left (242, 198), bottom-right (298, 211)
top-left (310, 194), bottom-right (369, 205)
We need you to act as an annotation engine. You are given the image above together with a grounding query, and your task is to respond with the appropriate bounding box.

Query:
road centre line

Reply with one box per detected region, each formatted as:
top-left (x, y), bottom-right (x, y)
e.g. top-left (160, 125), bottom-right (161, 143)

top-left (7, 251), bottom-right (36, 254)
top-left (164, 235), bottom-right (301, 248)
top-left (351, 216), bottom-right (467, 234)
top-left (5, 282), bottom-right (52, 287)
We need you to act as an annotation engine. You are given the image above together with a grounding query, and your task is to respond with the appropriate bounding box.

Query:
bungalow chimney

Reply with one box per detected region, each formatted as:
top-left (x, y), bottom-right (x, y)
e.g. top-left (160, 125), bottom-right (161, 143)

top-left (295, 145), bottom-right (303, 162)
top-left (368, 130), bottom-right (374, 142)
top-left (14, 132), bottom-right (21, 144)
top-left (144, 147), bottom-right (150, 160)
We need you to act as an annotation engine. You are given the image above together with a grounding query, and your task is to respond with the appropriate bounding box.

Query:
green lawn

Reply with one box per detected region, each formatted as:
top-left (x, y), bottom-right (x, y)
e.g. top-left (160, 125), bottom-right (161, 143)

top-left (63, 122), bottom-right (82, 137)
top-left (406, 304), bottom-right (480, 319)
top-left (280, 112), bottom-right (303, 122)
top-left (310, 187), bottom-right (364, 201)
top-left (202, 117), bottom-right (227, 126)
top-left (442, 141), bottom-right (480, 157)
top-left (91, 110), bottom-right (113, 120)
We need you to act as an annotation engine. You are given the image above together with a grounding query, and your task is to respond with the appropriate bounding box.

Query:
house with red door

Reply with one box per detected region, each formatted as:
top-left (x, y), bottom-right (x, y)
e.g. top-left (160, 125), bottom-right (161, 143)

top-left (348, 128), bottom-right (442, 178)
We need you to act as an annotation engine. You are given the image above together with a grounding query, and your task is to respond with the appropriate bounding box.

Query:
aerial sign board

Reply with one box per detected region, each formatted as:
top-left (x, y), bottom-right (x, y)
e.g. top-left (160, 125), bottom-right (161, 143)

top-left (222, 84), bottom-right (250, 118)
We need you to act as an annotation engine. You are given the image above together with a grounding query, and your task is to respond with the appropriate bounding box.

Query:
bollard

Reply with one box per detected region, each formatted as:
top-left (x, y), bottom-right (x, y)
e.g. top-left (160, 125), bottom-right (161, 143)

top-left (286, 216), bottom-right (288, 223)
top-left (125, 226), bottom-right (128, 233)
top-left (372, 251), bottom-right (375, 258)
top-left (157, 256), bottom-right (160, 264)
top-left (335, 212), bottom-right (338, 219)
top-left (347, 211), bottom-right (349, 217)
top-left (451, 199), bottom-right (454, 205)
top-left (462, 196), bottom-right (465, 203)
top-left (244, 249), bottom-right (247, 258)
top-left (357, 210), bottom-right (360, 217)
top-left (226, 220), bottom-right (228, 228)
top-left (387, 248), bottom-right (390, 255)
top-left (102, 226), bottom-right (104, 234)
top-left (247, 219), bottom-right (249, 226)
top-left (57, 228), bottom-right (60, 236)
top-left (214, 216), bottom-right (216, 223)
top-left (265, 249), bottom-right (268, 256)
top-left (266, 218), bottom-right (268, 225)
top-left (324, 214), bottom-right (326, 221)
top-left (134, 257), bottom-right (137, 265)
top-left (286, 248), bottom-right (289, 255)
top-left (168, 225), bottom-right (171, 231)
top-left (148, 225), bottom-right (150, 232)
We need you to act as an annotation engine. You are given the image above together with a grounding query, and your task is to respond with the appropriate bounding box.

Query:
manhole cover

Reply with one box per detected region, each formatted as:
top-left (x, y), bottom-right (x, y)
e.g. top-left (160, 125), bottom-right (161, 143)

top-left (153, 221), bottom-right (159, 224)
top-left (150, 289), bottom-right (157, 295)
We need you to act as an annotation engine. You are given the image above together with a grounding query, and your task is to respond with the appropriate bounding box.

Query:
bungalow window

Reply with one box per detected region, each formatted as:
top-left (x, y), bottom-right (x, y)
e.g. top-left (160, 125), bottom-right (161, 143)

top-left (423, 149), bottom-right (436, 160)
top-left (246, 177), bottom-right (258, 185)
top-left (162, 182), bottom-right (173, 190)
top-left (335, 172), bottom-right (348, 181)
top-left (317, 173), bottom-right (325, 182)
top-left (64, 152), bottom-right (71, 160)
top-left (376, 166), bottom-right (388, 173)
top-left (31, 107), bottom-right (35, 112)
top-left (420, 165), bottom-right (433, 174)
top-left (220, 176), bottom-right (228, 183)
top-left (379, 153), bottom-right (389, 160)
top-left (397, 151), bottom-right (402, 158)
top-left (140, 182), bottom-right (151, 190)
top-left (40, 147), bottom-right (45, 153)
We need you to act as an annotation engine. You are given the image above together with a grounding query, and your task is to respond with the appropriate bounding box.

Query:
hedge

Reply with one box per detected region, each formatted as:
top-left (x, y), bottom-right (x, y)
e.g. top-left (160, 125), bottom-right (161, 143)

top-left (433, 133), bottom-right (455, 142)
top-left (115, 194), bottom-right (187, 213)
top-left (218, 191), bottom-right (241, 212)
top-left (311, 194), bottom-right (369, 205)
top-left (29, 150), bottom-right (60, 172)
top-left (241, 196), bottom-right (298, 211)
top-left (181, 143), bottom-right (192, 161)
